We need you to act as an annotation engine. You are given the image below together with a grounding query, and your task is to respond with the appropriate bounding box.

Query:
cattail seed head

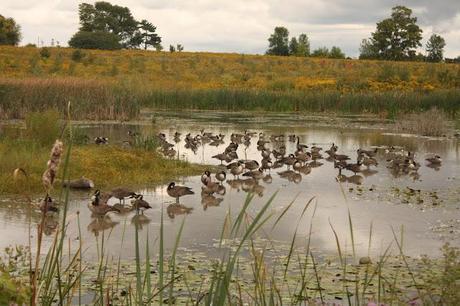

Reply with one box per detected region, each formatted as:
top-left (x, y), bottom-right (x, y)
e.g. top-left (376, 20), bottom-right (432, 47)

top-left (42, 140), bottom-right (64, 190)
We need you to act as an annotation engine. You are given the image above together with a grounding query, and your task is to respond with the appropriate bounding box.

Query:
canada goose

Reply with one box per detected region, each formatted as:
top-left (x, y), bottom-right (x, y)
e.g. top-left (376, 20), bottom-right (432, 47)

top-left (201, 170), bottom-right (211, 185)
top-left (165, 148), bottom-right (177, 158)
top-left (293, 160), bottom-right (302, 171)
top-left (261, 149), bottom-right (271, 159)
top-left (173, 132), bottom-right (181, 142)
top-left (311, 151), bottom-right (323, 160)
top-left (425, 155), bottom-right (442, 165)
top-left (94, 137), bottom-right (108, 145)
top-left (225, 142), bottom-right (239, 153)
top-left (244, 160), bottom-right (259, 171)
top-left (88, 202), bottom-right (120, 216)
top-left (288, 134), bottom-right (297, 142)
top-left (242, 168), bottom-right (264, 180)
top-left (131, 194), bottom-right (152, 213)
top-left (283, 154), bottom-right (297, 168)
top-left (262, 174), bottom-right (273, 184)
top-left (230, 162), bottom-right (245, 178)
top-left (167, 203), bottom-right (193, 219)
top-left (230, 133), bottom-right (244, 143)
top-left (360, 156), bottom-right (378, 168)
top-left (40, 195), bottom-right (59, 214)
top-left (298, 164), bottom-right (312, 175)
top-left (227, 151), bottom-right (239, 161)
top-left (63, 176), bottom-right (95, 189)
top-left (346, 160), bottom-right (362, 174)
top-left (296, 137), bottom-right (308, 152)
top-left (217, 184), bottom-right (226, 195)
top-left (357, 148), bottom-right (378, 158)
top-left (272, 150), bottom-right (285, 160)
top-left (167, 182), bottom-right (194, 203)
top-left (212, 153), bottom-right (229, 164)
top-left (261, 159), bottom-right (273, 171)
top-left (311, 146), bottom-right (322, 153)
top-left (295, 151), bottom-right (311, 162)
top-left (325, 143), bottom-right (338, 156)
top-left (216, 171), bottom-right (226, 184)
top-left (333, 153), bottom-right (350, 162)
top-left (111, 187), bottom-right (136, 204)
top-left (91, 189), bottom-right (112, 206)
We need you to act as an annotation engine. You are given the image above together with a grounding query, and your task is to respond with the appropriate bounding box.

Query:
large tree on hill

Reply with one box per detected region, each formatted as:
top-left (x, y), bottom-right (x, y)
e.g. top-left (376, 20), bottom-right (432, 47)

top-left (266, 27), bottom-right (289, 56)
top-left (366, 6), bottom-right (422, 60)
top-left (136, 19), bottom-right (162, 50)
top-left (426, 34), bottom-right (446, 62)
top-left (0, 15), bottom-right (21, 45)
top-left (71, 1), bottom-right (161, 50)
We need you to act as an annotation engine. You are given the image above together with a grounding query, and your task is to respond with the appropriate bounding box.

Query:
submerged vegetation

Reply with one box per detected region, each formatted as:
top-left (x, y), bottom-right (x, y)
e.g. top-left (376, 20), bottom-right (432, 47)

top-left (0, 46), bottom-right (459, 119)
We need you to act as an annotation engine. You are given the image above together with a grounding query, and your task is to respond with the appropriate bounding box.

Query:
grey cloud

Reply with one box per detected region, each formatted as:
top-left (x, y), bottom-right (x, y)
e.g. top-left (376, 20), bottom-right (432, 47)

top-left (267, 0), bottom-right (460, 25)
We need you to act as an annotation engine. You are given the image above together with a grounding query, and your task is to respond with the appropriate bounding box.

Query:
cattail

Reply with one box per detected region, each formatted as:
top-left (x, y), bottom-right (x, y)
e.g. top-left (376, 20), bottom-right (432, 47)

top-left (42, 140), bottom-right (64, 190)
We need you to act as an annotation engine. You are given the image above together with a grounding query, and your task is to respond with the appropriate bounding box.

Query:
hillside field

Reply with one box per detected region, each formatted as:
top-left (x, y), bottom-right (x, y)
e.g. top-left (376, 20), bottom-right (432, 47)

top-left (0, 46), bottom-right (459, 119)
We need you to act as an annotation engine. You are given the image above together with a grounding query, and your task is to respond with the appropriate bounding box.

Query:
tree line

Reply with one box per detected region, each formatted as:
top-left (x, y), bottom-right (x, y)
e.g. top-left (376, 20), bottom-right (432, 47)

top-left (266, 27), bottom-right (346, 59)
top-left (0, 3), bottom-right (459, 62)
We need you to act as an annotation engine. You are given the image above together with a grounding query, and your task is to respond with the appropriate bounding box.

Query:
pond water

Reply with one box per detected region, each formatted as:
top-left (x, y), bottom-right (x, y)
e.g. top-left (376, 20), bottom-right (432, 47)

top-left (1, 111), bottom-right (459, 260)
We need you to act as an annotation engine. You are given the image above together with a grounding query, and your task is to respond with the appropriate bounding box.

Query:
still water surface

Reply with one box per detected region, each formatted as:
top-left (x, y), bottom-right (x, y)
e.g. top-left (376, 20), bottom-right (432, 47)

top-left (1, 112), bottom-right (459, 259)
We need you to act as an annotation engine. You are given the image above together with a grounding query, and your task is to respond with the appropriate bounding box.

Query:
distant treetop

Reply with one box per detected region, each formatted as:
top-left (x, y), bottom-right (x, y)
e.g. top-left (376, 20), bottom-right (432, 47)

top-left (69, 1), bottom-right (162, 50)
top-left (0, 14), bottom-right (21, 46)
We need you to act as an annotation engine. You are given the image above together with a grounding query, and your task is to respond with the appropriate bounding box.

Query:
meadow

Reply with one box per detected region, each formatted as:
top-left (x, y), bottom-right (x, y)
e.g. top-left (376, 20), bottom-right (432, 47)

top-left (0, 46), bottom-right (459, 119)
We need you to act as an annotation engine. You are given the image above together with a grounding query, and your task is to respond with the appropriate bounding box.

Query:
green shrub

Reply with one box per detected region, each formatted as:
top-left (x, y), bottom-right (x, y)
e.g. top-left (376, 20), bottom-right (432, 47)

top-left (71, 49), bottom-right (85, 62)
top-left (68, 31), bottom-right (122, 50)
top-left (39, 47), bottom-right (51, 59)
top-left (25, 110), bottom-right (61, 146)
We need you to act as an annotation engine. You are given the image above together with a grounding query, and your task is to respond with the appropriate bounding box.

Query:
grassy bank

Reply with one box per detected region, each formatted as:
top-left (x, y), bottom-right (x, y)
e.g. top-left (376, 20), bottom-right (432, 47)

top-left (0, 46), bottom-right (459, 119)
top-left (0, 143), bottom-right (204, 195)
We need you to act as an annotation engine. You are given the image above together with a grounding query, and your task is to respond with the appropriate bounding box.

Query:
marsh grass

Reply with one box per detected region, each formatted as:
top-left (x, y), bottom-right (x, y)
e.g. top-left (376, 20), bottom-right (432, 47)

top-left (396, 107), bottom-right (449, 136)
top-left (0, 143), bottom-right (205, 194)
top-left (1, 45), bottom-right (460, 119)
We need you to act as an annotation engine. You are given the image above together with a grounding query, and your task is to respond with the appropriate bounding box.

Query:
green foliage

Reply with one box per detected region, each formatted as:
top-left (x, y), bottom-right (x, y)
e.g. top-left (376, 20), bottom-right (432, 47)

top-left (39, 47), bottom-right (51, 59)
top-left (176, 44), bottom-right (184, 52)
top-left (296, 33), bottom-right (310, 56)
top-left (76, 2), bottom-right (161, 49)
top-left (369, 6), bottom-right (423, 60)
top-left (0, 246), bottom-right (30, 305)
top-left (288, 37), bottom-right (298, 55)
top-left (359, 39), bottom-right (378, 59)
top-left (329, 46), bottom-right (345, 59)
top-left (169, 44), bottom-right (175, 53)
top-left (136, 19), bottom-right (161, 50)
top-left (266, 26), bottom-right (289, 56)
top-left (426, 34), bottom-right (446, 62)
top-left (69, 31), bottom-right (122, 50)
top-left (25, 110), bottom-right (61, 146)
top-left (311, 47), bottom-right (329, 58)
top-left (71, 49), bottom-right (85, 62)
top-left (0, 14), bottom-right (21, 46)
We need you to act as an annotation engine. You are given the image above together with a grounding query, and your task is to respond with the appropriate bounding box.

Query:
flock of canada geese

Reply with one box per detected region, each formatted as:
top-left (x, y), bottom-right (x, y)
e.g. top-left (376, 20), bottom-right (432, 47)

top-left (40, 129), bottom-right (443, 233)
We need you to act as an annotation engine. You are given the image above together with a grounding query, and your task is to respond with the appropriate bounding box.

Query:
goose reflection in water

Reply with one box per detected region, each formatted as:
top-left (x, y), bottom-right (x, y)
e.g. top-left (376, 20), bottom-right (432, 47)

top-left (88, 215), bottom-right (118, 236)
top-left (167, 203), bottom-right (193, 219)
top-left (131, 213), bottom-right (151, 230)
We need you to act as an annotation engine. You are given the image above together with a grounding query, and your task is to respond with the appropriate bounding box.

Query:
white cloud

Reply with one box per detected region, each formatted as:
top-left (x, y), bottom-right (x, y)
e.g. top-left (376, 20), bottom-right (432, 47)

top-left (0, 0), bottom-right (458, 57)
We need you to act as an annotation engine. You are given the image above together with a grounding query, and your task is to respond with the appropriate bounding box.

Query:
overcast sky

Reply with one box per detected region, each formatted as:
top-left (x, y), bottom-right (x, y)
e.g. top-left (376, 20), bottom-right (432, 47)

top-left (1, 0), bottom-right (459, 58)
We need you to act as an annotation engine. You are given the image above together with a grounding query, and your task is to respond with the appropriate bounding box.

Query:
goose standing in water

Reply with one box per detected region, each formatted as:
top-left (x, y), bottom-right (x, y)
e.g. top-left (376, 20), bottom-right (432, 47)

top-left (111, 187), bottom-right (136, 204)
top-left (131, 194), bottom-right (152, 214)
top-left (167, 182), bottom-right (194, 203)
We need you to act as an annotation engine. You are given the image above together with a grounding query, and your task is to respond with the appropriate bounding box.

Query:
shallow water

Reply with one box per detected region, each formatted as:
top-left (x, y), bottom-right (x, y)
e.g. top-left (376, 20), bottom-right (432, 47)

top-left (1, 111), bottom-right (459, 260)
